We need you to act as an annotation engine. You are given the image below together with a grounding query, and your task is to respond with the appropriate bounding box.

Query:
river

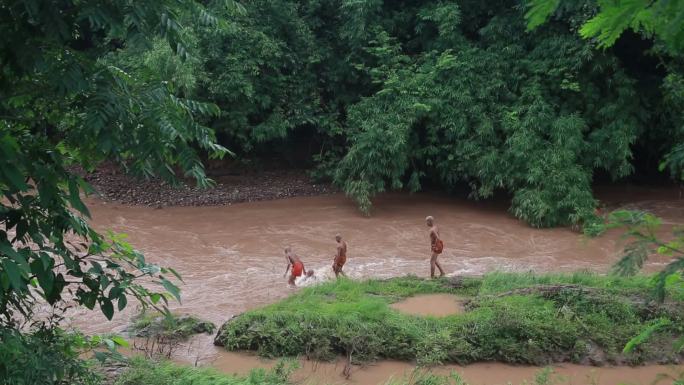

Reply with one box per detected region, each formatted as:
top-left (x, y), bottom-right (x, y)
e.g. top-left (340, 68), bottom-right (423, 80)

top-left (67, 186), bottom-right (684, 384)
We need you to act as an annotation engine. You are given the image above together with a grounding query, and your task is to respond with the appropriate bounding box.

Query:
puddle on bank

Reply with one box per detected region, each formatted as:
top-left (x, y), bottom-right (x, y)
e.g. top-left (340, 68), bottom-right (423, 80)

top-left (203, 350), bottom-right (683, 385)
top-left (389, 294), bottom-right (465, 317)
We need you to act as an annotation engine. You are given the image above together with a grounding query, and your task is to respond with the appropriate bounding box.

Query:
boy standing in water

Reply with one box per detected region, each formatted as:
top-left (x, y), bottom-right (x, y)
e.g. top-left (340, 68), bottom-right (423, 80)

top-left (332, 234), bottom-right (347, 278)
top-left (283, 247), bottom-right (310, 287)
top-left (426, 216), bottom-right (445, 278)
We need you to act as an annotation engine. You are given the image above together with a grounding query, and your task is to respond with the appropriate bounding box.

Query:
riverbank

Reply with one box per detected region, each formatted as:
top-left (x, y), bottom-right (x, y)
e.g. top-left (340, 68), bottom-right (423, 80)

top-left (110, 356), bottom-right (684, 385)
top-left (214, 274), bottom-right (684, 367)
top-left (76, 164), bottom-right (335, 207)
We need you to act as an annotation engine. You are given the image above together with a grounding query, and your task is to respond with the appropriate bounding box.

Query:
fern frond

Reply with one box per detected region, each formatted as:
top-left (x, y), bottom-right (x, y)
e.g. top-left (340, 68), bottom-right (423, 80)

top-left (525, 0), bottom-right (561, 31)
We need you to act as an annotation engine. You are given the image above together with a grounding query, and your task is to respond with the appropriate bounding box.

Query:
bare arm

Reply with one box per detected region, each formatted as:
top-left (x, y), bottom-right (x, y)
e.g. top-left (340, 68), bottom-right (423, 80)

top-left (284, 256), bottom-right (291, 277)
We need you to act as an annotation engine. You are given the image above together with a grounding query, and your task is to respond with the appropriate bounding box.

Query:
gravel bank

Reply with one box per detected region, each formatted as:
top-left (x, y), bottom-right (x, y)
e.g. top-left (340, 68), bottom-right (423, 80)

top-left (76, 165), bottom-right (336, 207)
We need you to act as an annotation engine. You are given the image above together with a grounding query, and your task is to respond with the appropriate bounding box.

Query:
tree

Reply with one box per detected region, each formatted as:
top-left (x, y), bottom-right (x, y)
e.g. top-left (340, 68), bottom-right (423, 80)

top-left (0, 0), bottom-right (229, 334)
top-left (525, 0), bottom-right (684, 54)
top-left (524, 0), bottom-right (684, 212)
top-left (606, 210), bottom-right (684, 301)
top-left (333, 1), bottom-right (642, 227)
top-left (599, 210), bottom-right (684, 356)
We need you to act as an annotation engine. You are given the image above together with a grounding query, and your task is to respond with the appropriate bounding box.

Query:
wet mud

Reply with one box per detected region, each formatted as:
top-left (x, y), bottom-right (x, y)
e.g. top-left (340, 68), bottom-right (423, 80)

top-left (390, 294), bottom-right (465, 317)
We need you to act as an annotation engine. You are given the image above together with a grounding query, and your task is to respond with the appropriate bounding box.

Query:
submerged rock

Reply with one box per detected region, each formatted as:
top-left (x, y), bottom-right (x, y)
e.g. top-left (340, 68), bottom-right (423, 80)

top-left (213, 315), bottom-right (237, 347)
top-left (129, 312), bottom-right (216, 340)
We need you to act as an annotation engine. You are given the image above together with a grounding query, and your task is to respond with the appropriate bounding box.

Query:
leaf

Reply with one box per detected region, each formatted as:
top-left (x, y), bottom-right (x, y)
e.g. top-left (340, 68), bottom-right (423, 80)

top-left (2, 259), bottom-right (26, 292)
top-left (167, 267), bottom-right (183, 282)
top-left (109, 286), bottom-right (123, 299)
top-left (104, 338), bottom-right (115, 350)
top-left (110, 335), bottom-right (129, 348)
top-left (40, 252), bottom-right (52, 270)
top-left (623, 318), bottom-right (670, 353)
top-left (150, 293), bottom-right (162, 304)
top-left (62, 254), bottom-right (76, 270)
top-left (94, 351), bottom-right (108, 363)
top-left (117, 294), bottom-right (127, 311)
top-left (0, 163), bottom-right (29, 191)
top-left (161, 278), bottom-right (181, 302)
top-left (100, 298), bottom-right (114, 320)
top-left (525, 0), bottom-right (560, 31)
top-left (579, 0), bottom-right (647, 49)
top-left (68, 178), bottom-right (91, 217)
top-left (81, 291), bottom-right (97, 310)
top-left (32, 259), bottom-right (55, 297)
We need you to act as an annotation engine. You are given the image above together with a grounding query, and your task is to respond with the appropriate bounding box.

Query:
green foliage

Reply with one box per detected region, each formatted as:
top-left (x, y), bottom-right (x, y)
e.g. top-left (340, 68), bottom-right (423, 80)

top-left (660, 72), bottom-right (684, 181)
top-left (0, 0), bottom-right (232, 326)
top-left (385, 372), bottom-right (464, 385)
top-left (191, 1), bottom-right (335, 155)
top-left (115, 357), bottom-right (296, 385)
top-left (216, 274), bottom-right (683, 366)
top-left (582, 209), bottom-right (684, 358)
top-left (525, 0), bottom-right (561, 30)
top-left (476, 271), bottom-right (655, 295)
top-left (78, 0), bottom-right (680, 227)
top-left (192, 0), bottom-right (683, 227)
top-left (623, 318), bottom-right (672, 354)
top-left (523, 0), bottom-right (684, 196)
top-left (602, 210), bottom-right (684, 302)
top-left (0, 327), bottom-right (105, 385)
top-left (0, 1), bottom-right (230, 383)
top-left (525, 0), bottom-right (684, 53)
top-left (333, 6), bottom-right (641, 226)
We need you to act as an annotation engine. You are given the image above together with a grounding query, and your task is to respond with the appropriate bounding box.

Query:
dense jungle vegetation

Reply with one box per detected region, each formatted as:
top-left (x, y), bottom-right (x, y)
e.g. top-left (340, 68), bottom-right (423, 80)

top-left (1, 0), bottom-right (684, 384)
top-left (177, 0), bottom-right (684, 227)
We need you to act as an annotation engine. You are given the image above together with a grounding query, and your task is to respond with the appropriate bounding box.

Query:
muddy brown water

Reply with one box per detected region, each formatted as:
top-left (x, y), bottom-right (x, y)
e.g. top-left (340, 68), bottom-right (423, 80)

top-left (208, 352), bottom-right (682, 385)
top-left (65, 187), bottom-right (684, 384)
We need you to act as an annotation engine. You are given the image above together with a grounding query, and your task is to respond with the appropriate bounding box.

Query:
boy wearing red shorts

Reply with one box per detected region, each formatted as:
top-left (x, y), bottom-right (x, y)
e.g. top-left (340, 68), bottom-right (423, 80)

top-left (284, 247), bottom-right (310, 287)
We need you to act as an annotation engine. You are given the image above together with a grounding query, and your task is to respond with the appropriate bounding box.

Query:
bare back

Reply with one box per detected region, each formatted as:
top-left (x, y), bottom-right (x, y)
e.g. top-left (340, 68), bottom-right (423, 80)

top-left (287, 253), bottom-right (301, 265)
top-left (429, 225), bottom-right (440, 245)
top-left (337, 241), bottom-right (347, 258)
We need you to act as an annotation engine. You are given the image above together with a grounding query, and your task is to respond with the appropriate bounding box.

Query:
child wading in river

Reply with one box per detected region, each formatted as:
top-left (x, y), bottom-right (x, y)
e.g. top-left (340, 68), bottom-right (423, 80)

top-left (332, 234), bottom-right (348, 278)
top-left (283, 247), bottom-right (313, 287)
top-left (426, 215), bottom-right (445, 278)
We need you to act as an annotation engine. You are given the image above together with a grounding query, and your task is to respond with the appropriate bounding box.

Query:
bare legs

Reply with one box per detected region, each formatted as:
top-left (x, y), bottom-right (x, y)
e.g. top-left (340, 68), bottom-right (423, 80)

top-left (430, 253), bottom-right (445, 278)
top-left (333, 264), bottom-right (347, 278)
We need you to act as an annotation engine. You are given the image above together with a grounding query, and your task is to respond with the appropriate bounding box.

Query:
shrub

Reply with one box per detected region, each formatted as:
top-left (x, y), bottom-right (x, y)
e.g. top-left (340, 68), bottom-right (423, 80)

top-left (0, 327), bottom-right (101, 385)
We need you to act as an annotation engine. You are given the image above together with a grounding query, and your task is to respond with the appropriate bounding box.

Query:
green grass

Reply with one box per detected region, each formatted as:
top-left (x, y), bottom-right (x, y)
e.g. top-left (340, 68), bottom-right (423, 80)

top-left (215, 273), bottom-right (684, 366)
top-left (476, 271), bottom-right (660, 295)
top-left (114, 357), bottom-right (295, 385)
